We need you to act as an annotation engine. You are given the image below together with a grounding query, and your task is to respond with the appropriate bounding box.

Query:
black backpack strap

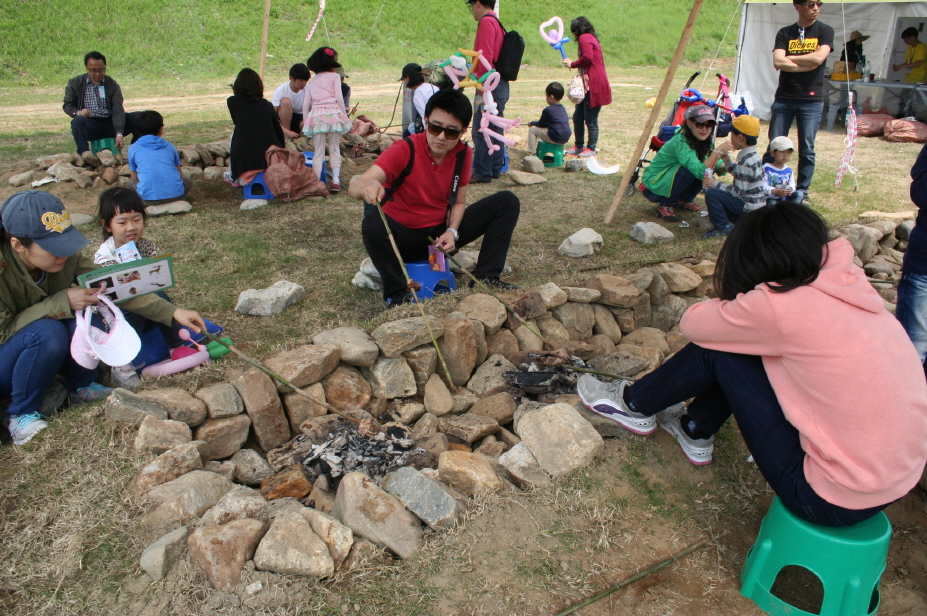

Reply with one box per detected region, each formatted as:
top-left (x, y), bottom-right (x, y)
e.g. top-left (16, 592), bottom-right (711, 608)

top-left (448, 148), bottom-right (466, 210)
top-left (380, 137), bottom-right (415, 205)
top-left (482, 13), bottom-right (506, 35)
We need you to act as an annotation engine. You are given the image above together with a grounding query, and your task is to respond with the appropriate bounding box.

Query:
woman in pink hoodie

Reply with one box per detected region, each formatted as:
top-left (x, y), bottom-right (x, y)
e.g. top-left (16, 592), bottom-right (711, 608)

top-left (578, 202), bottom-right (927, 526)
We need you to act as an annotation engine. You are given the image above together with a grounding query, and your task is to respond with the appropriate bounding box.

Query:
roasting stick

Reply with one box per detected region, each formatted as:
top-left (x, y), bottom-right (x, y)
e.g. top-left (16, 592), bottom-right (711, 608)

top-left (373, 203), bottom-right (457, 389)
top-left (553, 539), bottom-right (707, 615)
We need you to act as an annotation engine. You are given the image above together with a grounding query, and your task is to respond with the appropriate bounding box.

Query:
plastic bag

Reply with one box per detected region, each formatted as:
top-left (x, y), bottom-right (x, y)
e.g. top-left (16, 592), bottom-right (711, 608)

top-left (263, 145), bottom-right (329, 202)
top-left (567, 75), bottom-right (585, 105)
top-left (883, 119), bottom-right (927, 143)
top-left (857, 114), bottom-right (896, 137)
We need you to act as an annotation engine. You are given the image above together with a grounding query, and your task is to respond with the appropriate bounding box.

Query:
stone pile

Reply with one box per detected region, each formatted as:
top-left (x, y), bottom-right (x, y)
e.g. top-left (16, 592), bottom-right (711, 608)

top-left (832, 216), bottom-right (913, 309)
top-left (114, 227), bottom-right (911, 591)
top-left (7, 142), bottom-right (233, 190)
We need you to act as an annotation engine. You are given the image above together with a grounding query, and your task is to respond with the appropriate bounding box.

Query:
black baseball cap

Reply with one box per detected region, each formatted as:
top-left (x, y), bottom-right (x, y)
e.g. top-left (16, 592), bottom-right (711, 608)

top-left (399, 63), bottom-right (422, 81)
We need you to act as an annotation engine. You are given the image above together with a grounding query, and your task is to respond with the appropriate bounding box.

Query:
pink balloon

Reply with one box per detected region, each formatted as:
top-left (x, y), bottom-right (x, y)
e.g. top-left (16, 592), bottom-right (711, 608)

top-left (539, 17), bottom-right (564, 45)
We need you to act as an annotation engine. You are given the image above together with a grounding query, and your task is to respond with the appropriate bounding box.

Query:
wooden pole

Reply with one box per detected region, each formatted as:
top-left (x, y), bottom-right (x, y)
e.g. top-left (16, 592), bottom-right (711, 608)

top-left (603, 0), bottom-right (706, 224)
top-left (259, 0), bottom-right (272, 79)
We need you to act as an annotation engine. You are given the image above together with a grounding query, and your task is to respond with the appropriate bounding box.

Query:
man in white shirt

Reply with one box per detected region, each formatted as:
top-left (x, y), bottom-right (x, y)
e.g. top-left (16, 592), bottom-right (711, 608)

top-left (271, 63), bottom-right (310, 140)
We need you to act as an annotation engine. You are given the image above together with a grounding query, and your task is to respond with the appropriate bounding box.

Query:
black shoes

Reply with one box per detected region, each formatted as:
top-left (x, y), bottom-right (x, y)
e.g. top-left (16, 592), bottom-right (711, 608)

top-left (469, 278), bottom-right (520, 291)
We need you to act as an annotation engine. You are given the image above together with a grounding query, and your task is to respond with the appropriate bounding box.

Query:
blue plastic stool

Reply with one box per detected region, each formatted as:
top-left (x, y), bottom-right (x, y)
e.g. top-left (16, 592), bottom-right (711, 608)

top-left (536, 141), bottom-right (565, 167)
top-left (303, 152), bottom-right (328, 183)
top-left (243, 172), bottom-right (274, 199)
top-left (89, 137), bottom-right (120, 156)
top-left (740, 497), bottom-right (891, 616)
top-left (405, 260), bottom-right (456, 302)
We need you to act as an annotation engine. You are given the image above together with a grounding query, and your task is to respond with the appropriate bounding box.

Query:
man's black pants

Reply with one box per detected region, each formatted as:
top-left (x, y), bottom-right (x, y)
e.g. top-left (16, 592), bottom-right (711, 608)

top-left (361, 190), bottom-right (520, 302)
top-left (71, 111), bottom-right (142, 153)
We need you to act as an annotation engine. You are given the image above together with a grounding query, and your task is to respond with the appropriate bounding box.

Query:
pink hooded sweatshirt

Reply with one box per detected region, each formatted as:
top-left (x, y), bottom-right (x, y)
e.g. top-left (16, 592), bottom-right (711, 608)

top-left (680, 238), bottom-right (927, 509)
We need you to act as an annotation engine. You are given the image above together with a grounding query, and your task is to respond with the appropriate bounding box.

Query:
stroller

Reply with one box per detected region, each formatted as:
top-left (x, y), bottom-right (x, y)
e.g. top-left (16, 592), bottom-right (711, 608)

top-left (623, 71), bottom-right (749, 197)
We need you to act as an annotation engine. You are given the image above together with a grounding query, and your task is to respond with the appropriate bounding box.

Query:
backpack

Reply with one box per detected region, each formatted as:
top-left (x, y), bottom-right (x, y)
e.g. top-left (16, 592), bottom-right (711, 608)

top-left (482, 14), bottom-right (525, 82)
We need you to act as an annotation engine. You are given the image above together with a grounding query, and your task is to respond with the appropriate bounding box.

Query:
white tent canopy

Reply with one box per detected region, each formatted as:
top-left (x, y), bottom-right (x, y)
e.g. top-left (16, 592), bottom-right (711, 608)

top-left (734, 0), bottom-right (927, 120)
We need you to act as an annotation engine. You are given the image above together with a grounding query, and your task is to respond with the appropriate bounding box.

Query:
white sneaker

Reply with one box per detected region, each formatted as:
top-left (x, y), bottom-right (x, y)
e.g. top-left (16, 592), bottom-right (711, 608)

top-left (111, 364), bottom-right (141, 390)
top-left (656, 404), bottom-right (714, 465)
top-left (576, 374), bottom-right (657, 435)
top-left (8, 412), bottom-right (48, 446)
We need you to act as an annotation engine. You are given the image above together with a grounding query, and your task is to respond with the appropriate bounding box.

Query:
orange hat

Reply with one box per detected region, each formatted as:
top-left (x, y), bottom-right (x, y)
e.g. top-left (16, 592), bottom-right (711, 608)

top-left (731, 115), bottom-right (760, 138)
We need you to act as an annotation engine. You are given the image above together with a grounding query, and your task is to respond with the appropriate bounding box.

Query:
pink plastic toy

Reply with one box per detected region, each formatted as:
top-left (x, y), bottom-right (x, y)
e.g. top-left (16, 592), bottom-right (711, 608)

top-left (539, 17), bottom-right (571, 60)
top-left (140, 328), bottom-right (210, 377)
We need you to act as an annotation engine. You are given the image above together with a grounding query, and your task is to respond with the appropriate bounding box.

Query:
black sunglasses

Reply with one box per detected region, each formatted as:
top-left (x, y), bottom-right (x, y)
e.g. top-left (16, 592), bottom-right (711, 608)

top-left (689, 119), bottom-right (716, 129)
top-left (427, 122), bottom-right (463, 140)
top-left (804, 1), bottom-right (823, 7)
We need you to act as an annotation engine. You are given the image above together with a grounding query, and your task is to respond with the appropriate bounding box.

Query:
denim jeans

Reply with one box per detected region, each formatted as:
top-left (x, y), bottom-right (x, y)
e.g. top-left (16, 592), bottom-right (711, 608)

top-left (471, 79), bottom-right (509, 181)
top-left (573, 99), bottom-right (602, 150)
top-left (704, 187), bottom-right (746, 229)
top-left (765, 98), bottom-right (824, 191)
top-left (896, 271), bottom-right (927, 368)
top-left (70, 111), bottom-right (141, 154)
top-left (0, 319), bottom-right (98, 417)
top-left (627, 343), bottom-right (889, 527)
top-left (642, 166), bottom-right (702, 207)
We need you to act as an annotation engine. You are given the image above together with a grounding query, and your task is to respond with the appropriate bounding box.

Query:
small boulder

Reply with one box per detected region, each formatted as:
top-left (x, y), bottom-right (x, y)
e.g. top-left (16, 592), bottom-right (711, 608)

top-left (260, 464), bottom-right (315, 500)
top-left (521, 156), bottom-right (545, 174)
top-left (466, 354), bottom-right (518, 396)
top-left (311, 327), bottom-right (380, 367)
top-left (144, 470), bottom-right (236, 531)
top-left (383, 466), bottom-right (462, 529)
top-left (558, 228), bottom-right (604, 257)
top-left (241, 199), bottom-right (269, 211)
top-left (8, 171), bottom-right (34, 187)
top-left (188, 518), bottom-right (267, 590)
top-left (564, 159), bottom-right (586, 172)
top-left (232, 449), bottom-right (275, 486)
top-left (138, 388), bottom-right (207, 427)
top-left (140, 526), bottom-right (189, 581)
top-left (146, 201), bottom-right (192, 217)
top-left (235, 281), bottom-right (305, 316)
top-left (438, 450), bottom-right (505, 496)
top-left (439, 413), bottom-right (500, 443)
top-left (254, 511), bottom-right (334, 577)
top-left (371, 316), bottom-right (445, 358)
top-left (507, 170), bottom-right (547, 185)
top-left (300, 508), bottom-right (354, 570)
top-left (499, 442), bottom-right (550, 488)
top-left (362, 355), bottom-right (417, 399)
top-left (195, 383), bottom-right (244, 419)
top-left (193, 415), bottom-right (252, 461)
top-left (202, 486), bottom-right (269, 527)
top-left (134, 441), bottom-right (203, 498)
top-left (134, 416), bottom-right (192, 454)
top-left (423, 373), bottom-right (454, 416)
top-left (105, 388), bottom-right (168, 427)
top-left (516, 403), bottom-right (604, 478)
top-left (629, 222), bottom-right (675, 244)
top-left (264, 344), bottom-right (341, 392)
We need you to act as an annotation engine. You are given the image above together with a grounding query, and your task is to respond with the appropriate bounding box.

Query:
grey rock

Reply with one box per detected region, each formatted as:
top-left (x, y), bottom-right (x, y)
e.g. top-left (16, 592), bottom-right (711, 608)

top-left (332, 472), bottom-right (423, 560)
top-left (300, 507), bottom-right (354, 570)
top-left (650, 293), bottom-right (688, 332)
top-left (105, 388), bottom-right (169, 427)
top-left (361, 356), bottom-right (417, 399)
top-left (144, 470), bottom-right (236, 531)
top-left (352, 271), bottom-right (382, 291)
top-left (403, 345), bottom-right (437, 396)
top-left (253, 511), bottom-right (334, 577)
top-left (395, 402), bottom-right (427, 425)
top-left (562, 287), bottom-right (602, 303)
top-left (140, 526), bottom-right (189, 581)
top-left (558, 228), bottom-right (603, 257)
top-left (146, 201), bottom-right (192, 217)
top-left (439, 413), bottom-right (500, 443)
top-left (466, 355), bottom-right (517, 396)
top-left (532, 282), bottom-right (568, 309)
top-left (521, 155), bottom-right (545, 174)
top-left (516, 403), bottom-right (603, 478)
top-left (235, 281), bottom-right (305, 316)
top-left (507, 170), bottom-right (547, 185)
top-left (498, 442), bottom-right (550, 488)
top-left (383, 466), bottom-right (462, 529)
top-left (204, 460), bottom-right (236, 480)
top-left (8, 171), bottom-right (34, 187)
top-left (134, 415), bottom-right (192, 454)
top-left (371, 317), bottom-right (445, 358)
top-left (138, 388), bottom-right (207, 427)
top-left (232, 449), bottom-right (275, 486)
top-left (195, 383), bottom-right (244, 419)
top-left (629, 222), bottom-right (675, 244)
top-left (896, 220), bottom-right (915, 242)
top-left (202, 486), bottom-right (269, 527)
top-left (359, 257), bottom-right (382, 280)
top-left (311, 327), bottom-right (380, 367)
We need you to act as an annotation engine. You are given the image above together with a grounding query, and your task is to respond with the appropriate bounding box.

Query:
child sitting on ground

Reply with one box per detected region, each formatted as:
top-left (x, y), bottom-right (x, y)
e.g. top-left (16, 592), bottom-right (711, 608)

top-left (764, 136), bottom-right (803, 206)
top-left (94, 187), bottom-right (180, 389)
top-left (271, 63), bottom-right (310, 140)
top-left (127, 110), bottom-right (191, 205)
top-left (527, 82), bottom-right (572, 157)
top-left (701, 115), bottom-right (766, 239)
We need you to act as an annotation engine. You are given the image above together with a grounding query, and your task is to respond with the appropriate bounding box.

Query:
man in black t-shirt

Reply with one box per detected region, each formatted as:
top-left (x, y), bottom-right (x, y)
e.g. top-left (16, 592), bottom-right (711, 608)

top-left (766, 0), bottom-right (834, 204)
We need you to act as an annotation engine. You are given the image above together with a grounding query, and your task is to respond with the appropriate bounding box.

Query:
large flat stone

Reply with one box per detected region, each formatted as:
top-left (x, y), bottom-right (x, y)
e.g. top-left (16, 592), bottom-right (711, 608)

top-left (195, 383), bottom-right (244, 419)
top-left (254, 510), bottom-right (334, 577)
top-left (457, 294), bottom-right (507, 335)
top-left (383, 466), bottom-right (462, 530)
top-left (371, 317), bottom-right (444, 358)
top-left (105, 388), bottom-right (168, 427)
top-left (321, 364), bottom-right (372, 411)
top-left (232, 368), bottom-right (290, 451)
top-left (138, 388), bottom-right (207, 427)
top-left (311, 327), bottom-right (380, 367)
top-left (584, 275), bottom-right (641, 308)
top-left (265, 344), bottom-right (341, 392)
top-left (438, 451), bottom-right (505, 496)
top-left (361, 355), bottom-right (417, 399)
top-left (193, 415), bottom-right (252, 461)
top-left (516, 404), bottom-right (603, 478)
top-left (188, 518), bottom-right (267, 590)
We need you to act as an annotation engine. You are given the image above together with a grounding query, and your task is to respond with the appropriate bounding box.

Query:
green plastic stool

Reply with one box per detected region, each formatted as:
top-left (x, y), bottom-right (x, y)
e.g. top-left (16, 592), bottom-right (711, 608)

top-left (536, 141), bottom-right (565, 168)
top-left (740, 497), bottom-right (891, 616)
top-left (89, 137), bottom-right (120, 155)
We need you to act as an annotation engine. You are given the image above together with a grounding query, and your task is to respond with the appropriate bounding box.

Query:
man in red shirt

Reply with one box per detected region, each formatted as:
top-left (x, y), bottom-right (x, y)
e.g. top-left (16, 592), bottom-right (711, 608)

top-left (350, 89), bottom-right (520, 307)
top-left (466, 0), bottom-right (508, 184)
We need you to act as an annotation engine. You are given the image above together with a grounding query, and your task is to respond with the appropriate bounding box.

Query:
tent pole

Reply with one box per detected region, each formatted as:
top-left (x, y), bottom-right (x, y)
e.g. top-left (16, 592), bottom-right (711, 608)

top-left (259, 0), bottom-right (272, 79)
top-left (603, 0), bottom-right (707, 224)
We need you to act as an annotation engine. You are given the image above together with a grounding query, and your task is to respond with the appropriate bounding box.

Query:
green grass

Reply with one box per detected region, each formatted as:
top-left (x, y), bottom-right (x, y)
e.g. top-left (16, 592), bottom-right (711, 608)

top-left (1, 0), bottom-right (741, 85)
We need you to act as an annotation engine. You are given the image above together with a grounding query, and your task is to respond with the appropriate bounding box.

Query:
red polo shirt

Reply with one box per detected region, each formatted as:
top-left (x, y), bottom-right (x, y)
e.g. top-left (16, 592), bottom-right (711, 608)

top-left (375, 132), bottom-right (472, 229)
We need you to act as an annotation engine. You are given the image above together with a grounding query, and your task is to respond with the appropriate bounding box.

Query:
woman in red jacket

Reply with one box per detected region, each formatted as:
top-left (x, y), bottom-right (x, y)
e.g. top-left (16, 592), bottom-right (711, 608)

top-left (562, 17), bottom-right (612, 158)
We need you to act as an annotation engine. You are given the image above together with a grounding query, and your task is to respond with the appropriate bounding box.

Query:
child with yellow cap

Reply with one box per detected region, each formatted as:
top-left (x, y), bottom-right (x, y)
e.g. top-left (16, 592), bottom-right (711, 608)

top-left (701, 115), bottom-right (765, 239)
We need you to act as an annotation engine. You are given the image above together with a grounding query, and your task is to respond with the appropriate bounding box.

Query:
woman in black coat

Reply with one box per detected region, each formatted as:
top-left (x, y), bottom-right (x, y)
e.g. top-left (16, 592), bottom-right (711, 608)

top-left (227, 68), bottom-right (284, 181)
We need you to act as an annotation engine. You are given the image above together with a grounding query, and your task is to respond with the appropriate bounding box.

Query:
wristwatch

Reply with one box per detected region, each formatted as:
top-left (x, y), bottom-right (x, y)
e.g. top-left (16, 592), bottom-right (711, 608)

top-left (448, 228), bottom-right (459, 241)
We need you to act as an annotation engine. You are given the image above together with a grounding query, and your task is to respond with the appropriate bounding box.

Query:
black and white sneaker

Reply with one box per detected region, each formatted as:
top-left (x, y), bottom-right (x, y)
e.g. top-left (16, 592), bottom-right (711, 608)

top-left (656, 404), bottom-right (714, 465)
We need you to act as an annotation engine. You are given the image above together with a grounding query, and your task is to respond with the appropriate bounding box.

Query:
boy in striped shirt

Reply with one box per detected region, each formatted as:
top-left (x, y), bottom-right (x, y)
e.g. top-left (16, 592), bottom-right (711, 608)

top-left (701, 115), bottom-right (766, 239)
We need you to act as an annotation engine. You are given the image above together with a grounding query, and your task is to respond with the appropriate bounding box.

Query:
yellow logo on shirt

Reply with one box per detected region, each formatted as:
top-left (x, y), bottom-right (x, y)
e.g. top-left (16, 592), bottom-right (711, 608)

top-left (788, 38), bottom-right (819, 54)
top-left (41, 211), bottom-right (72, 233)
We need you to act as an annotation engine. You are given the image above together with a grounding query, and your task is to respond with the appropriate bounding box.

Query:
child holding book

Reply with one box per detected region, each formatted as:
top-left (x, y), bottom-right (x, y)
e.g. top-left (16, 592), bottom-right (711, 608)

top-left (527, 82), bottom-right (572, 157)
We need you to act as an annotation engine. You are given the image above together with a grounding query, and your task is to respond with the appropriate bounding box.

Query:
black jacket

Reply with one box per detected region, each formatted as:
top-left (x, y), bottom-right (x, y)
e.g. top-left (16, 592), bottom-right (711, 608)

top-left (63, 74), bottom-right (128, 134)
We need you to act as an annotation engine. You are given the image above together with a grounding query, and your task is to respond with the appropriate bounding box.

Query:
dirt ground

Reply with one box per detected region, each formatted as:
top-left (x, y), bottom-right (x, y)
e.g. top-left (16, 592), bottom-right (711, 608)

top-left (1, 67), bottom-right (926, 615)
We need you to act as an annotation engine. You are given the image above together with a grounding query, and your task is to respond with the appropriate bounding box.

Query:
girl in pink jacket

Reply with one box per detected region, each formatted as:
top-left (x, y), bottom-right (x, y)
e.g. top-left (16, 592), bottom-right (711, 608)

top-left (578, 202), bottom-right (927, 526)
